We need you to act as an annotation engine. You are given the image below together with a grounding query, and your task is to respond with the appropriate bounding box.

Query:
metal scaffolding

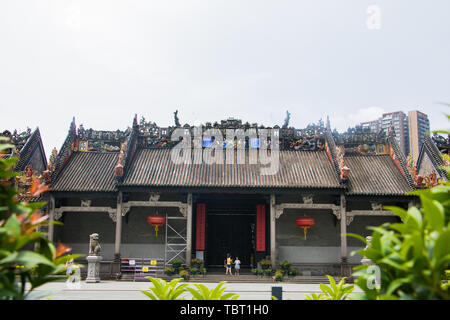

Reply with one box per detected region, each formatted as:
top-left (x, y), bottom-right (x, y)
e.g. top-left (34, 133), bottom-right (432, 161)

top-left (164, 213), bottom-right (187, 266)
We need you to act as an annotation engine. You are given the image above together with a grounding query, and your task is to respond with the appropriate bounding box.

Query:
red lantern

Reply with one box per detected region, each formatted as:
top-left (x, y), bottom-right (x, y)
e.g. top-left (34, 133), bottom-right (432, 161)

top-left (147, 213), bottom-right (166, 237)
top-left (296, 216), bottom-right (315, 240)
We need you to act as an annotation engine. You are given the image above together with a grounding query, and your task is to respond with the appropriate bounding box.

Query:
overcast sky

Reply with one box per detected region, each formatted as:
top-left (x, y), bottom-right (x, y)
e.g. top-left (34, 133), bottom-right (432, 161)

top-left (1, 0), bottom-right (449, 158)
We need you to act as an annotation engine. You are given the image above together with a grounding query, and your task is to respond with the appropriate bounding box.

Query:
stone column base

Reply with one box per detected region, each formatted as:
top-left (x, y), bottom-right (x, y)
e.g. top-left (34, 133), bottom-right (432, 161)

top-left (86, 255), bottom-right (102, 283)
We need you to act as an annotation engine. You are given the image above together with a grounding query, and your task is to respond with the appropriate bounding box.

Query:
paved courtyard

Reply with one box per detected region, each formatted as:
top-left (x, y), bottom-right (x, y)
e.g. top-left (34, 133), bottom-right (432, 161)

top-left (33, 280), bottom-right (362, 300)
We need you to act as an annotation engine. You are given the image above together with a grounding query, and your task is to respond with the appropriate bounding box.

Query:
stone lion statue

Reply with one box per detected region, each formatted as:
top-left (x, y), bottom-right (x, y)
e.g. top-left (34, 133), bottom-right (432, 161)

top-left (89, 233), bottom-right (101, 256)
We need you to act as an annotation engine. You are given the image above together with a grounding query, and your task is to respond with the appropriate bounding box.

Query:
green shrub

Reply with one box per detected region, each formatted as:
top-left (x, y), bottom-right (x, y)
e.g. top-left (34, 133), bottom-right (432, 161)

top-left (190, 267), bottom-right (198, 275)
top-left (348, 183), bottom-right (450, 300)
top-left (274, 270), bottom-right (283, 282)
top-left (259, 259), bottom-right (272, 269)
top-left (141, 277), bottom-right (188, 300)
top-left (186, 281), bottom-right (239, 300)
top-left (171, 259), bottom-right (183, 269)
top-left (141, 278), bottom-right (240, 300)
top-left (179, 269), bottom-right (189, 280)
top-left (280, 260), bottom-right (292, 272)
top-left (264, 268), bottom-right (272, 276)
top-left (305, 275), bottom-right (354, 300)
top-left (288, 268), bottom-right (299, 277)
top-left (191, 258), bottom-right (203, 268)
top-left (164, 266), bottom-right (175, 276)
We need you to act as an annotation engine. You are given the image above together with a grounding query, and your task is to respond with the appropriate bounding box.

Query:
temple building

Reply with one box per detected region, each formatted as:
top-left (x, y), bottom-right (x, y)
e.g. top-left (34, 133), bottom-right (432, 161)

top-left (411, 134), bottom-right (449, 188)
top-left (44, 114), bottom-right (418, 278)
top-left (1, 127), bottom-right (48, 200)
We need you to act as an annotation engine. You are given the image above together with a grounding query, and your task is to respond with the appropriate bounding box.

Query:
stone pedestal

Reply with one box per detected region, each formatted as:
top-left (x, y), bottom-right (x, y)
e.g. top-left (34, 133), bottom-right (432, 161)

top-left (86, 255), bottom-right (102, 283)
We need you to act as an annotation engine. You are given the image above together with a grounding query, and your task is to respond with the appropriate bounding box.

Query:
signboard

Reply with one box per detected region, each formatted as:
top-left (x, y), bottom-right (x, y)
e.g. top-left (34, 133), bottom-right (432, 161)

top-left (196, 204), bottom-right (206, 251)
top-left (129, 259), bottom-right (135, 266)
top-left (142, 266), bottom-right (149, 272)
top-left (256, 204), bottom-right (266, 252)
top-left (150, 260), bottom-right (157, 266)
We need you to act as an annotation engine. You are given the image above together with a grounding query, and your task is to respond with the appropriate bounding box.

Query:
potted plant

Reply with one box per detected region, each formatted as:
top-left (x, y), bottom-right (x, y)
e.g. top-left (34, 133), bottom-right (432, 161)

top-left (190, 267), bottom-right (198, 275)
top-left (280, 260), bottom-right (291, 274)
top-left (274, 269), bottom-right (283, 282)
top-left (259, 259), bottom-right (272, 270)
top-left (251, 268), bottom-right (258, 276)
top-left (164, 266), bottom-right (175, 276)
top-left (264, 268), bottom-right (272, 277)
top-left (191, 258), bottom-right (203, 268)
top-left (179, 269), bottom-right (189, 281)
top-left (199, 267), bottom-right (207, 276)
top-left (171, 259), bottom-right (183, 272)
top-left (256, 268), bottom-right (264, 276)
top-left (288, 267), bottom-right (299, 277)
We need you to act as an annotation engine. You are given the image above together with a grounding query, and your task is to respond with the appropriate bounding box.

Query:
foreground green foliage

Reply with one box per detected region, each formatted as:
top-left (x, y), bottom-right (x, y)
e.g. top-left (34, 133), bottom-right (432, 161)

top-left (141, 277), bottom-right (239, 300)
top-left (348, 117), bottom-right (450, 300)
top-left (186, 281), bottom-right (239, 300)
top-left (141, 277), bottom-right (189, 300)
top-left (305, 275), bottom-right (354, 300)
top-left (0, 138), bottom-right (82, 300)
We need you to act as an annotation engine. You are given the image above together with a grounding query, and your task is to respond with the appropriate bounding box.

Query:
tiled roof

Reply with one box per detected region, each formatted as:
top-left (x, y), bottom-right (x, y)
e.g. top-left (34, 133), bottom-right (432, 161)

top-left (418, 135), bottom-right (448, 180)
top-left (14, 128), bottom-right (47, 172)
top-left (344, 153), bottom-right (413, 195)
top-left (52, 152), bottom-right (119, 192)
top-left (122, 148), bottom-right (342, 189)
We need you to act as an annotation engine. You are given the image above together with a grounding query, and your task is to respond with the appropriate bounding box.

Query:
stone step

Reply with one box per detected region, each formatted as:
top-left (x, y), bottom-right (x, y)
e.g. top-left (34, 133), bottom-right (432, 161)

top-left (120, 274), bottom-right (340, 284)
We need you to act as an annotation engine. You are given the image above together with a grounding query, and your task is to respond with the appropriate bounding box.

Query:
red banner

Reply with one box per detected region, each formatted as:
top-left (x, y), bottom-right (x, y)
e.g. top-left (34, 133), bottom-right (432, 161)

top-left (256, 204), bottom-right (266, 252)
top-left (196, 204), bottom-right (206, 251)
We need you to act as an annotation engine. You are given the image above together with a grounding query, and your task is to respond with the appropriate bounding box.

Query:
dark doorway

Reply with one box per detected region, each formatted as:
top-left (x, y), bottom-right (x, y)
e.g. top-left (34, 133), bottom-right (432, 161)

top-left (195, 193), bottom-right (267, 268)
top-left (206, 213), bottom-right (254, 267)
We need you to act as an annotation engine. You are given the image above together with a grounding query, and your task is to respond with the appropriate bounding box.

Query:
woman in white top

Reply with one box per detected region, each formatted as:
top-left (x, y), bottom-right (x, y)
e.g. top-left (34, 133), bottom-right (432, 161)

top-left (234, 257), bottom-right (241, 276)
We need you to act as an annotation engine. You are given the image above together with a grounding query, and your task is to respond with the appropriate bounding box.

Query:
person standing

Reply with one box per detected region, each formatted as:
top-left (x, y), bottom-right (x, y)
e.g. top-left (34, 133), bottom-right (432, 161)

top-left (224, 253), bottom-right (233, 276)
top-left (234, 257), bottom-right (241, 276)
top-left (66, 259), bottom-right (73, 278)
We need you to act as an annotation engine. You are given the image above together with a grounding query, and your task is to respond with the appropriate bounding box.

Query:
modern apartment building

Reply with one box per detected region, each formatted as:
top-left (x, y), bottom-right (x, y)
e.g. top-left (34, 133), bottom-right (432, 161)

top-left (380, 111), bottom-right (409, 156)
top-left (359, 110), bottom-right (430, 160)
top-left (408, 110), bottom-right (430, 162)
top-left (361, 119), bottom-right (381, 133)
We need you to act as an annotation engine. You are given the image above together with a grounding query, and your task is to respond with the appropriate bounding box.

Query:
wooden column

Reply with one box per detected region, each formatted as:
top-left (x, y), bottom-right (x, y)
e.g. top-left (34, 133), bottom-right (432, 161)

top-left (47, 195), bottom-right (55, 242)
top-left (340, 194), bottom-right (348, 276)
top-left (270, 194), bottom-right (276, 268)
top-left (114, 191), bottom-right (123, 261)
top-left (186, 193), bottom-right (193, 267)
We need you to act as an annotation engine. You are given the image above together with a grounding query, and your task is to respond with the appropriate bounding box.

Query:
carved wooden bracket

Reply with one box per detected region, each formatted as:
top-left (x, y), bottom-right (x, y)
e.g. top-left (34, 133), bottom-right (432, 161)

top-left (149, 193), bottom-right (160, 202)
top-left (346, 215), bottom-right (354, 226)
top-left (370, 202), bottom-right (383, 211)
top-left (330, 208), bottom-right (353, 225)
top-left (81, 199), bottom-right (92, 207)
top-left (331, 207), bottom-right (341, 220)
top-left (302, 195), bottom-right (314, 204)
top-left (275, 207), bottom-right (284, 219)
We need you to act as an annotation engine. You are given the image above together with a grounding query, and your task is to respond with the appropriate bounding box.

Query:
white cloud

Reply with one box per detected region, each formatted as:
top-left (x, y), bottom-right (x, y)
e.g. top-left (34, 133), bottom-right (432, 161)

top-left (332, 106), bottom-right (384, 132)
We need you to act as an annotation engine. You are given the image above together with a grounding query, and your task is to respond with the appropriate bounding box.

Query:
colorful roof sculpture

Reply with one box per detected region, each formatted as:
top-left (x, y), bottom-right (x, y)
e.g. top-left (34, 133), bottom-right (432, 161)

top-left (48, 112), bottom-right (417, 196)
top-left (412, 135), bottom-right (449, 188)
top-left (0, 127), bottom-right (48, 200)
